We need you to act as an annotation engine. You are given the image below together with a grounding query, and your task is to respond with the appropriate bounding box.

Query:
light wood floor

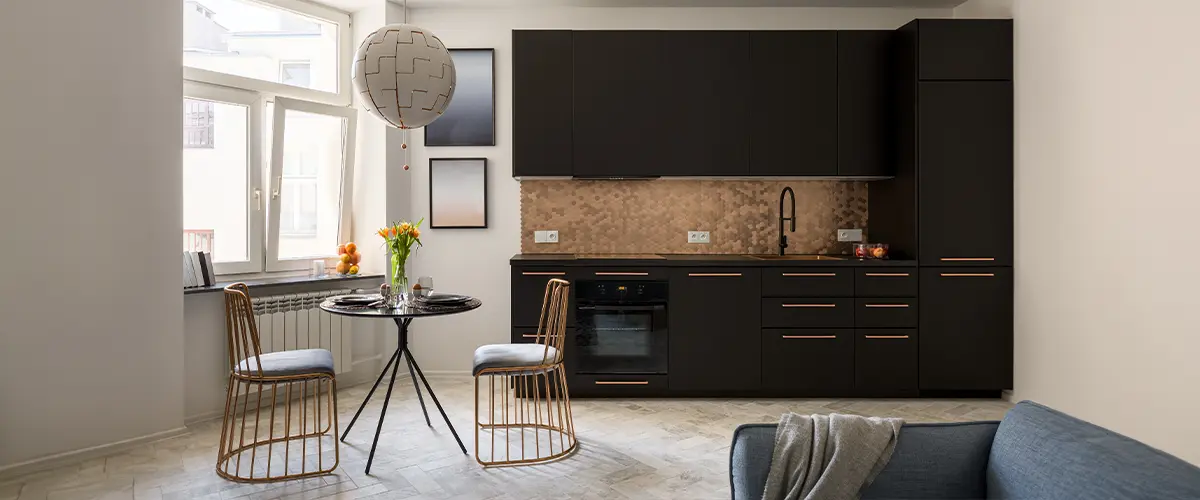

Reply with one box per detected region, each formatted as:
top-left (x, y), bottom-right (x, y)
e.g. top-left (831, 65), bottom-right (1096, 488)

top-left (1, 375), bottom-right (1012, 500)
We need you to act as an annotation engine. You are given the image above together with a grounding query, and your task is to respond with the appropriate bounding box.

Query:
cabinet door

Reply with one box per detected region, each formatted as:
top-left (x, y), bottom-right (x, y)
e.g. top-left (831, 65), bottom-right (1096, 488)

top-left (855, 329), bottom-right (917, 395)
top-left (513, 31), bottom-right (574, 177)
top-left (918, 82), bottom-right (1013, 266)
top-left (659, 31), bottom-right (750, 176)
top-left (669, 269), bottom-right (761, 392)
top-left (762, 329), bottom-right (854, 393)
top-left (917, 19), bottom-right (1013, 81)
top-left (511, 267), bottom-right (571, 327)
top-left (837, 30), bottom-right (892, 177)
top-left (573, 31), bottom-right (664, 178)
top-left (749, 31), bottom-right (837, 176)
top-left (919, 268), bottom-right (1013, 391)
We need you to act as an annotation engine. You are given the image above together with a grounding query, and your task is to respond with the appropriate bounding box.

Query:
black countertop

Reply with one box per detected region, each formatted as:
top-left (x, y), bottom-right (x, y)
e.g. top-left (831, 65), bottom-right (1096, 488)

top-left (510, 254), bottom-right (916, 267)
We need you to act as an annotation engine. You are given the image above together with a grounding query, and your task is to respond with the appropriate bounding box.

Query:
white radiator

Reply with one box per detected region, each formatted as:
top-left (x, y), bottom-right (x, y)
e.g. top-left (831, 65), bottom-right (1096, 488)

top-left (252, 289), bottom-right (357, 374)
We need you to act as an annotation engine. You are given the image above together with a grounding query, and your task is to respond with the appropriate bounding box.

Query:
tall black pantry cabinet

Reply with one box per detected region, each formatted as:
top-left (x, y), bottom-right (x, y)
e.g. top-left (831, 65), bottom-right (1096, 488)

top-left (870, 19), bottom-right (1014, 392)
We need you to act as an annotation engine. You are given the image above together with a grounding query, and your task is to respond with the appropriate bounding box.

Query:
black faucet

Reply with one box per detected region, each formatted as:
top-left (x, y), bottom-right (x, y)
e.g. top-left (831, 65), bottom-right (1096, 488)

top-left (778, 187), bottom-right (796, 256)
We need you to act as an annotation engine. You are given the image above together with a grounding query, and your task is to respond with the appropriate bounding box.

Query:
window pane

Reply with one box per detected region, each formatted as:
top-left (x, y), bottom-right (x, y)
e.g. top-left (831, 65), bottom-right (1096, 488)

top-left (276, 109), bottom-right (345, 260)
top-left (184, 0), bottom-right (338, 93)
top-left (183, 98), bottom-right (249, 263)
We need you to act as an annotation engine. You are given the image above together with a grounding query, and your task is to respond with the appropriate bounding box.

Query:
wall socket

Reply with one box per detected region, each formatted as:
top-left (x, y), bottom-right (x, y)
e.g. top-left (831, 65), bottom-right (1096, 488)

top-left (534, 230), bottom-right (559, 243)
top-left (687, 231), bottom-right (711, 244)
top-left (837, 229), bottom-right (864, 242)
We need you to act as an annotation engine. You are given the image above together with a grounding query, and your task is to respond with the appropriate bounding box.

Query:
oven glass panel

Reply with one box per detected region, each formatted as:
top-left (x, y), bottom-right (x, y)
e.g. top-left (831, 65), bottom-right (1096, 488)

top-left (575, 306), bottom-right (667, 374)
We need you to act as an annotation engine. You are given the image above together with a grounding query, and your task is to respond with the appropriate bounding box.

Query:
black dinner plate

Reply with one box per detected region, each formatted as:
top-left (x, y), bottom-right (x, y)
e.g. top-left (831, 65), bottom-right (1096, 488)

top-left (332, 295), bottom-right (381, 306)
top-left (422, 294), bottom-right (471, 305)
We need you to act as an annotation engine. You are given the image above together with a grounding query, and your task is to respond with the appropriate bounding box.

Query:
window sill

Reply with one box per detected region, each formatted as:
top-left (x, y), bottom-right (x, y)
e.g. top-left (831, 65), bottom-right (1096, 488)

top-left (183, 273), bottom-right (384, 296)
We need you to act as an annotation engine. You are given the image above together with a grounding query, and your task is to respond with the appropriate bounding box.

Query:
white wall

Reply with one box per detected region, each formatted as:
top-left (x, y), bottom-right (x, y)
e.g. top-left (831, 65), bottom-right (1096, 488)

top-left (401, 6), bottom-right (954, 373)
top-left (0, 0), bottom-right (185, 470)
top-left (956, 0), bottom-right (1200, 465)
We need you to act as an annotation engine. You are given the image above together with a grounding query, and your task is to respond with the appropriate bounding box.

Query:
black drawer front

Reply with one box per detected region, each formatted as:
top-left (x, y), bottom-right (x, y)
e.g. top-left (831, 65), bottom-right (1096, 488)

top-left (571, 374), bottom-right (667, 396)
top-left (761, 268), bottom-right (853, 297)
top-left (512, 267), bottom-right (571, 327)
top-left (855, 329), bottom-right (918, 394)
top-left (855, 268), bottom-right (917, 297)
top-left (511, 327), bottom-right (573, 344)
top-left (578, 267), bottom-right (669, 280)
top-left (761, 329), bottom-right (853, 393)
top-left (855, 298), bottom-right (918, 328)
top-left (762, 298), bottom-right (854, 328)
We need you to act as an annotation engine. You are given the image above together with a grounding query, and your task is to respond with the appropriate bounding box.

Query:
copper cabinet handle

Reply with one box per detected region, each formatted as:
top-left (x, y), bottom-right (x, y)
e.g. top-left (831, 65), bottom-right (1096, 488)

top-left (864, 304), bottom-right (910, 308)
top-left (782, 335), bottom-right (837, 339)
top-left (521, 272), bottom-right (566, 276)
top-left (865, 335), bottom-right (910, 339)
top-left (781, 273), bottom-right (837, 277)
top-left (594, 381), bottom-right (649, 386)
top-left (688, 273), bottom-right (743, 277)
top-left (940, 273), bottom-right (995, 277)
top-left (864, 273), bottom-right (910, 277)
top-left (940, 257), bottom-right (995, 261)
top-left (782, 303), bottom-right (837, 308)
top-left (594, 272), bottom-right (649, 276)
top-left (520, 334), bottom-right (539, 338)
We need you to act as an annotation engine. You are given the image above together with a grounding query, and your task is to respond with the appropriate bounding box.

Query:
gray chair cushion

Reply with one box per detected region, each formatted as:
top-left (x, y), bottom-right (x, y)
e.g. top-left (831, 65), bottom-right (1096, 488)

top-left (236, 349), bottom-right (335, 377)
top-left (988, 401), bottom-right (1200, 500)
top-left (472, 344), bottom-right (561, 376)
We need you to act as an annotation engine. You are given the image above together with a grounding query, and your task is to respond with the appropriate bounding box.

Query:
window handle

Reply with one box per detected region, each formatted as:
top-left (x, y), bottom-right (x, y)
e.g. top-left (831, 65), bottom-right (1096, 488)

top-left (253, 188), bottom-right (262, 211)
top-left (271, 176), bottom-right (281, 200)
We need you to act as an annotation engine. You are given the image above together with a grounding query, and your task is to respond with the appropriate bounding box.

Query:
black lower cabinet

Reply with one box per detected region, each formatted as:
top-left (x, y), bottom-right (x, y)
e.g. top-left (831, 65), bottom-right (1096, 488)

top-left (855, 329), bottom-right (918, 395)
top-left (669, 269), bottom-right (761, 392)
top-left (919, 267), bottom-right (1013, 391)
top-left (761, 329), bottom-right (854, 394)
top-left (570, 374), bottom-right (668, 396)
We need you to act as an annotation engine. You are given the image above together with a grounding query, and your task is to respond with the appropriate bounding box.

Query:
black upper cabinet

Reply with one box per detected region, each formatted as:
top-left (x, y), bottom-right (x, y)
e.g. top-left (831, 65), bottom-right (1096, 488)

top-left (750, 31), bottom-right (838, 176)
top-left (573, 31), bottom-right (665, 178)
top-left (659, 31), bottom-right (751, 176)
top-left (915, 19), bottom-right (1013, 81)
top-left (669, 269), bottom-right (761, 392)
top-left (918, 81), bottom-right (1014, 266)
top-left (919, 268), bottom-right (1013, 391)
top-left (837, 30), bottom-right (892, 177)
top-left (513, 31), bottom-right (574, 177)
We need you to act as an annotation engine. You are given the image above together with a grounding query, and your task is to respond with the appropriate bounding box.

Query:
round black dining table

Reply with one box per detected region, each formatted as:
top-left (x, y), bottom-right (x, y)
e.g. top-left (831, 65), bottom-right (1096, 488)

top-left (320, 295), bottom-right (482, 474)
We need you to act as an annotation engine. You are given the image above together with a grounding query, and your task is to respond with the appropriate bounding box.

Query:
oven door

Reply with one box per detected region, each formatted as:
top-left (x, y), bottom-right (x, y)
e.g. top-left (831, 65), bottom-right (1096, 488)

top-left (573, 304), bottom-right (668, 375)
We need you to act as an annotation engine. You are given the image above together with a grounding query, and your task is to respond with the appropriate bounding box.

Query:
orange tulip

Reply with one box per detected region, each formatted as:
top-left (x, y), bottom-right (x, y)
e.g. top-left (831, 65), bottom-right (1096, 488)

top-left (412, 228), bottom-right (420, 239)
top-left (377, 228), bottom-right (388, 238)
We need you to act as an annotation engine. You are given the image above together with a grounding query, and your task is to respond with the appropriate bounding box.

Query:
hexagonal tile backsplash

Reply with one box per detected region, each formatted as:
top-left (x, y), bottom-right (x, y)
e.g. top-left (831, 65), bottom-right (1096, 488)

top-left (520, 180), bottom-right (868, 255)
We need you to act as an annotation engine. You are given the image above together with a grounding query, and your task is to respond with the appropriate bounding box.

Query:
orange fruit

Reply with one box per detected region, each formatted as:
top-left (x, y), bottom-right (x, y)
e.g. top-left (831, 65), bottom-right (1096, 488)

top-left (345, 242), bottom-right (357, 254)
top-left (335, 261), bottom-right (350, 274)
top-left (348, 265), bottom-right (359, 275)
top-left (349, 252), bottom-right (361, 264)
top-left (337, 244), bottom-right (347, 255)
top-left (339, 253), bottom-right (351, 264)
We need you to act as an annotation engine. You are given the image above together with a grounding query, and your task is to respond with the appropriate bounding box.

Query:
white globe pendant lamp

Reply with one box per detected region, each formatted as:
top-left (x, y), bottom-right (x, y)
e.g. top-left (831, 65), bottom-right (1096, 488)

top-left (352, 24), bottom-right (456, 129)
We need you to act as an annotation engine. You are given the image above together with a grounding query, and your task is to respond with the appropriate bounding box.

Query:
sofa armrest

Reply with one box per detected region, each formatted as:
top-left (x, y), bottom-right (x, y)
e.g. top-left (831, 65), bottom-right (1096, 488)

top-left (730, 424), bottom-right (776, 500)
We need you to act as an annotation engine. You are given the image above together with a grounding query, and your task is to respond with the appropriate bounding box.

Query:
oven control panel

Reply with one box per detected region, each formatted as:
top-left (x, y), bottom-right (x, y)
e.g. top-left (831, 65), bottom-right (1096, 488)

top-left (577, 280), bottom-right (668, 303)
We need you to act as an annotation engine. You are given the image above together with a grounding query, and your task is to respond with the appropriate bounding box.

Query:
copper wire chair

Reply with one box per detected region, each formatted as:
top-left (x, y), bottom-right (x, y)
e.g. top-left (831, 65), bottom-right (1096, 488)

top-left (217, 283), bottom-right (339, 482)
top-left (474, 278), bottom-right (576, 466)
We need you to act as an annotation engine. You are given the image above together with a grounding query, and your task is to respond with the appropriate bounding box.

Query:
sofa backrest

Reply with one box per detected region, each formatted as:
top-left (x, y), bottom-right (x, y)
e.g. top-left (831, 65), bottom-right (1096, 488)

top-left (988, 401), bottom-right (1200, 499)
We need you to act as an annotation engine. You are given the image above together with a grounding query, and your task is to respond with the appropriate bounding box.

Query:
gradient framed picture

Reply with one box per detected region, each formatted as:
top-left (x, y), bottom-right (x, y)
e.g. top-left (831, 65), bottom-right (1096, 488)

top-left (429, 158), bottom-right (488, 229)
top-left (425, 49), bottom-right (495, 146)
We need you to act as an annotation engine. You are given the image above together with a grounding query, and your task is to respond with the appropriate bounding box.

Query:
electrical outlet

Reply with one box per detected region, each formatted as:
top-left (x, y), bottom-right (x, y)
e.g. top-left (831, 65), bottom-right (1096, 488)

top-left (837, 229), bottom-right (864, 242)
top-left (688, 231), bottom-right (711, 244)
top-left (534, 230), bottom-right (559, 243)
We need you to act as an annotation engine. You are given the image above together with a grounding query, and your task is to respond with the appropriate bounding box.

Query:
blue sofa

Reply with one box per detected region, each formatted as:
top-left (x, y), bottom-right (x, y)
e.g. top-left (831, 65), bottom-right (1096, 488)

top-left (731, 401), bottom-right (1200, 499)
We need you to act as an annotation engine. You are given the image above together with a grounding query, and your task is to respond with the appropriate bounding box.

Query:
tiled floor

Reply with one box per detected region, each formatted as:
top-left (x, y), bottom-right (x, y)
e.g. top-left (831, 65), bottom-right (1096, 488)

top-left (1, 375), bottom-right (1012, 500)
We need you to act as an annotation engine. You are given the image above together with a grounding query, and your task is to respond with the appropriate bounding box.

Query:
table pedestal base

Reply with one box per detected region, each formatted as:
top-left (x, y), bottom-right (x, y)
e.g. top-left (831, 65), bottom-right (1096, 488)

top-left (340, 317), bottom-right (468, 474)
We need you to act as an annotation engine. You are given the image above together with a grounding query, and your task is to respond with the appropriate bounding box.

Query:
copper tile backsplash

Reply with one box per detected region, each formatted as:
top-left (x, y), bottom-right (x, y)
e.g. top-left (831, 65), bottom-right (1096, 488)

top-left (520, 180), bottom-right (868, 255)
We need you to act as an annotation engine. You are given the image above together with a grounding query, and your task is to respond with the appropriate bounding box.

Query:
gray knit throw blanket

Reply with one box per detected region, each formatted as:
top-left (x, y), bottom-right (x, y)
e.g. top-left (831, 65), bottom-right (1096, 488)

top-left (762, 413), bottom-right (904, 500)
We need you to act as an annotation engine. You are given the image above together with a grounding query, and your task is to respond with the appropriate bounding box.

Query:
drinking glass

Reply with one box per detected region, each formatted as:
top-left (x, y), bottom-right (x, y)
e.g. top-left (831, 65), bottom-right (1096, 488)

top-left (416, 276), bottom-right (434, 298)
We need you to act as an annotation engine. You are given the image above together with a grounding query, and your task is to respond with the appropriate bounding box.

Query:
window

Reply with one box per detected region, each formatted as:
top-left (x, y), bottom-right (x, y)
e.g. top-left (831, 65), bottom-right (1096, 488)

top-left (183, 0), bottom-right (355, 275)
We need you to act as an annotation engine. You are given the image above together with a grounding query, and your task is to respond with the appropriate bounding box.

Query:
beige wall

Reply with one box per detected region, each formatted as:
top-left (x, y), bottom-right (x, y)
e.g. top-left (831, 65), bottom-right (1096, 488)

top-left (0, 0), bottom-right (185, 469)
top-left (957, 0), bottom-right (1200, 465)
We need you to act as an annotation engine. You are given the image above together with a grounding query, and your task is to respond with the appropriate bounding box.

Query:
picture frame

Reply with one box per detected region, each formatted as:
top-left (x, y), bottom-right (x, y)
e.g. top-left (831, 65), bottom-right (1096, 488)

top-left (425, 49), bottom-right (495, 147)
top-left (429, 158), bottom-right (488, 229)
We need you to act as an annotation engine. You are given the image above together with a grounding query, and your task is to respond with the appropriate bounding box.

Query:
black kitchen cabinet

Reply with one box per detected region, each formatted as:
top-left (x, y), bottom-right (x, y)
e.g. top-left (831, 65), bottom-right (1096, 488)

top-left (573, 31), bottom-right (665, 177)
top-left (659, 31), bottom-right (750, 176)
top-left (913, 19), bottom-right (1013, 81)
top-left (669, 269), bottom-right (761, 391)
top-left (749, 31), bottom-right (838, 176)
top-left (855, 329), bottom-right (918, 395)
top-left (918, 81), bottom-right (1014, 266)
top-left (513, 30), bottom-right (574, 177)
top-left (919, 268), bottom-right (1013, 391)
top-left (762, 329), bottom-right (854, 393)
top-left (511, 267), bottom-right (571, 327)
top-left (837, 30), bottom-right (892, 177)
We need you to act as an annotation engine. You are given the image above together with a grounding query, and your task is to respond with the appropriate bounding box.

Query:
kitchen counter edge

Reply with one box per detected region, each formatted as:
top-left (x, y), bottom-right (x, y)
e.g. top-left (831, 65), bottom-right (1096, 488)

top-left (509, 254), bottom-right (916, 267)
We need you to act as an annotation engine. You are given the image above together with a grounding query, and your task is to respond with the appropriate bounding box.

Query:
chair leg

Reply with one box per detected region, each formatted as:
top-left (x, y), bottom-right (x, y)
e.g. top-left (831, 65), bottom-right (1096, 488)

top-left (475, 366), bottom-right (577, 467)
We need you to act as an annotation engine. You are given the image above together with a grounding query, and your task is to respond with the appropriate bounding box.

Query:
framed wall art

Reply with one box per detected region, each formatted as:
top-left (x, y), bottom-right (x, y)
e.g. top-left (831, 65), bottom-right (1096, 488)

top-left (425, 49), bottom-right (495, 146)
top-left (429, 158), bottom-right (487, 229)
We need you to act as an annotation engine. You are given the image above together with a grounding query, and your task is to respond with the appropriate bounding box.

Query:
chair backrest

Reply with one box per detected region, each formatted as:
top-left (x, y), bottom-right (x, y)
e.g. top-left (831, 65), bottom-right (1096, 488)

top-left (532, 278), bottom-right (570, 365)
top-left (223, 283), bottom-right (264, 377)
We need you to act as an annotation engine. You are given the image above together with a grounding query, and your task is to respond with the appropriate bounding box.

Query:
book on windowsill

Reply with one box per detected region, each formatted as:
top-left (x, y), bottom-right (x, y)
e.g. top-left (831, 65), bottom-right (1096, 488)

top-left (183, 252), bottom-right (198, 288)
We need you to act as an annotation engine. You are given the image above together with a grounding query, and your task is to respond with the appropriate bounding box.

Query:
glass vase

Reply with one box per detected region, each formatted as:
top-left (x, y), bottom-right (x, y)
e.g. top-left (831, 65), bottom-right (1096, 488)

top-left (388, 253), bottom-right (409, 307)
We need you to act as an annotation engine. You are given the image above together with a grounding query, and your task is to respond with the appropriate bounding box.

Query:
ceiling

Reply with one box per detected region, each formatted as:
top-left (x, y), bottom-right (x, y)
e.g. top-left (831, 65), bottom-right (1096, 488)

top-left (322, 0), bottom-right (969, 13)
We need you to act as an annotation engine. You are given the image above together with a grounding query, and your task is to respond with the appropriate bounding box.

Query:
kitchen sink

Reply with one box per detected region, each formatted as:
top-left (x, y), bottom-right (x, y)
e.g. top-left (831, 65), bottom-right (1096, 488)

top-left (747, 255), bottom-right (847, 261)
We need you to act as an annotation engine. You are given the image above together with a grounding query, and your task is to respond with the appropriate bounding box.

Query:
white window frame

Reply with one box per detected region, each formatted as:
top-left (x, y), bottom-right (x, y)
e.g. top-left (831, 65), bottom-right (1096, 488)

top-left (266, 96), bottom-right (357, 272)
top-left (182, 0), bottom-right (353, 107)
top-left (183, 81), bottom-right (266, 275)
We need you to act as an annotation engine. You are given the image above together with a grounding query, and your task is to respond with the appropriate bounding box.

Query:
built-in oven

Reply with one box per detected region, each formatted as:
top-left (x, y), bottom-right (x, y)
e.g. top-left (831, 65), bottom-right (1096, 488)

top-left (572, 280), bottom-right (669, 375)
